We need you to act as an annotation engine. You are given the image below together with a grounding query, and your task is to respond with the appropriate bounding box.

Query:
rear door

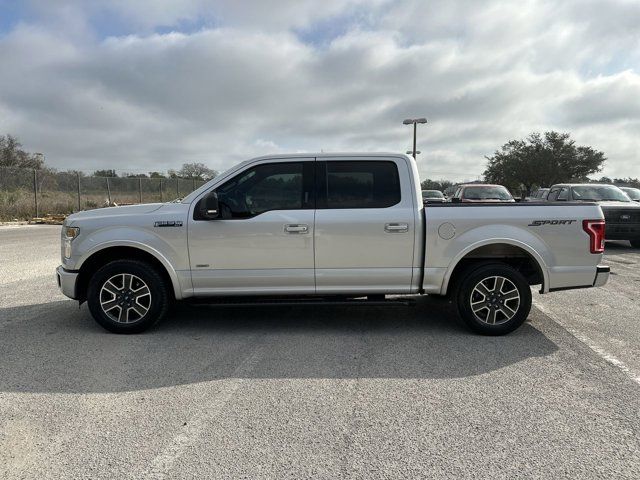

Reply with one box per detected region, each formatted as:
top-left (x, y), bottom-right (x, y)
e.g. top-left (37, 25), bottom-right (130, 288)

top-left (313, 157), bottom-right (416, 294)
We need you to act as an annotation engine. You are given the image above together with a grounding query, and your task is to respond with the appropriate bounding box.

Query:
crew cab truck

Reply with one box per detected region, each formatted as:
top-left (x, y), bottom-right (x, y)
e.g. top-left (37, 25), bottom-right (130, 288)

top-left (545, 183), bottom-right (640, 248)
top-left (57, 153), bottom-right (610, 335)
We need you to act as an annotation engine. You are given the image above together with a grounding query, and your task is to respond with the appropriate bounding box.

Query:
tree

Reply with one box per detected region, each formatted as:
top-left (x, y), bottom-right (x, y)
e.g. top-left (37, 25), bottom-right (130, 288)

top-left (93, 169), bottom-right (118, 177)
top-left (0, 134), bottom-right (45, 169)
top-left (177, 162), bottom-right (217, 181)
top-left (148, 171), bottom-right (166, 179)
top-left (596, 176), bottom-right (613, 184)
top-left (612, 177), bottom-right (640, 189)
top-left (483, 132), bottom-right (606, 195)
top-left (420, 179), bottom-right (454, 192)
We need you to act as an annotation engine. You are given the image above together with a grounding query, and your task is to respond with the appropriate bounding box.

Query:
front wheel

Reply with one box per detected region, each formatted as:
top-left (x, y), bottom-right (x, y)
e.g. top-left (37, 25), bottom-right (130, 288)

top-left (87, 260), bottom-right (171, 333)
top-left (456, 262), bottom-right (532, 335)
top-left (630, 240), bottom-right (640, 249)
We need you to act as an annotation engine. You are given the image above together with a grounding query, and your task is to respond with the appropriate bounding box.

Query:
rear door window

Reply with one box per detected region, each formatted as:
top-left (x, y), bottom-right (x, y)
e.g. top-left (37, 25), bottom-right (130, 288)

top-left (320, 161), bottom-right (401, 209)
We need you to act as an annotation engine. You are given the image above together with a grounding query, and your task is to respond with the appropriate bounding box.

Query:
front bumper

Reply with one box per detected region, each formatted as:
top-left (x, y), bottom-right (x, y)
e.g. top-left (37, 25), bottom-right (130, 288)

top-left (56, 265), bottom-right (79, 299)
top-left (593, 265), bottom-right (610, 288)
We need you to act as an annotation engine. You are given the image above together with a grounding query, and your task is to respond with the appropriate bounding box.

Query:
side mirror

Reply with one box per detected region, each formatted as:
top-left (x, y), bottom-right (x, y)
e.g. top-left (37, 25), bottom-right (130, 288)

top-left (451, 197), bottom-right (461, 203)
top-left (198, 191), bottom-right (220, 220)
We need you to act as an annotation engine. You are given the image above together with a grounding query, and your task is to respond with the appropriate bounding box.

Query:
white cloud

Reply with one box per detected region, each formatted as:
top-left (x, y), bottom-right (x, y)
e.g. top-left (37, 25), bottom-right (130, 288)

top-left (1, 0), bottom-right (638, 179)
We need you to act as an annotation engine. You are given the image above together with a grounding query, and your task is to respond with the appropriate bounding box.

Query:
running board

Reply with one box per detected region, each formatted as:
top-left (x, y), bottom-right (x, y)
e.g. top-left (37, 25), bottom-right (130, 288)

top-left (186, 296), bottom-right (416, 308)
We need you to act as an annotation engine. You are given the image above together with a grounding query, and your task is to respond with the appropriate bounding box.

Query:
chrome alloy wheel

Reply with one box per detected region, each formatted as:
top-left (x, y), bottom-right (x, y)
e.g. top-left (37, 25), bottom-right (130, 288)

top-left (469, 275), bottom-right (521, 325)
top-left (99, 273), bottom-right (152, 324)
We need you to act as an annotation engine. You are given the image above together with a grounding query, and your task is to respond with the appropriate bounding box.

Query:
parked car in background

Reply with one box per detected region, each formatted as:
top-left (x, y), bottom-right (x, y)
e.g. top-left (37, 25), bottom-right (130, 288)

top-left (421, 190), bottom-right (446, 204)
top-left (546, 183), bottom-right (640, 247)
top-left (620, 186), bottom-right (640, 203)
top-left (529, 188), bottom-right (549, 201)
top-left (451, 184), bottom-right (515, 203)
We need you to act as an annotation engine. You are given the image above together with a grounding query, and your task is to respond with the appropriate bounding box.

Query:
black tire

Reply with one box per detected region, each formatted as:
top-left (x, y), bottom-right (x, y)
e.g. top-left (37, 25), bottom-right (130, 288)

top-left (87, 259), bottom-right (171, 334)
top-left (456, 262), bottom-right (532, 335)
top-left (630, 240), bottom-right (640, 249)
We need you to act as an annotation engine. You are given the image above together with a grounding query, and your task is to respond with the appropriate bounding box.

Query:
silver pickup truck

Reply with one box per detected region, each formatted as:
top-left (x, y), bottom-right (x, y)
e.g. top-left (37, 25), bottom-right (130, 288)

top-left (56, 153), bottom-right (610, 335)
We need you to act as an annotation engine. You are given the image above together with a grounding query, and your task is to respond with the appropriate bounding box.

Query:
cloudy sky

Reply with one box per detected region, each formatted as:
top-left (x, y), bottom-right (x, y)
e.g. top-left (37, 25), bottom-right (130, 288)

top-left (0, 0), bottom-right (639, 181)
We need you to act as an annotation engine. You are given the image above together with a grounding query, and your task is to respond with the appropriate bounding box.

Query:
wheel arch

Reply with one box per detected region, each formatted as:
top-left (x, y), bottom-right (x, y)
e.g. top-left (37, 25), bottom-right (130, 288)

top-left (442, 240), bottom-right (548, 296)
top-left (75, 243), bottom-right (182, 302)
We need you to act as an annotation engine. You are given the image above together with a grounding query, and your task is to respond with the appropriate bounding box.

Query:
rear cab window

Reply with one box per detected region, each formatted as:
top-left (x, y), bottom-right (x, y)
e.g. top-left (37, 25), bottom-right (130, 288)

top-left (461, 185), bottom-right (512, 200)
top-left (317, 161), bottom-right (401, 209)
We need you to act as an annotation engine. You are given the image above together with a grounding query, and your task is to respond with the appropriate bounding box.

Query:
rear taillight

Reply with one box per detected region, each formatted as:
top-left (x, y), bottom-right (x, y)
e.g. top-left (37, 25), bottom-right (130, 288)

top-left (582, 219), bottom-right (605, 254)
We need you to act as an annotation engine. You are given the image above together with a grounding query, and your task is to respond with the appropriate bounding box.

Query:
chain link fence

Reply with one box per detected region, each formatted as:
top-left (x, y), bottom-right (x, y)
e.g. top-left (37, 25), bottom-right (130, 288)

top-left (0, 167), bottom-right (206, 220)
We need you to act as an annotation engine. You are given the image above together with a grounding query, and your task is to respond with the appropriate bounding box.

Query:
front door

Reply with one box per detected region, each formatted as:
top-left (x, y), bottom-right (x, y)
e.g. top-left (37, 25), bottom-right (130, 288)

top-left (313, 157), bottom-right (416, 294)
top-left (188, 159), bottom-right (316, 295)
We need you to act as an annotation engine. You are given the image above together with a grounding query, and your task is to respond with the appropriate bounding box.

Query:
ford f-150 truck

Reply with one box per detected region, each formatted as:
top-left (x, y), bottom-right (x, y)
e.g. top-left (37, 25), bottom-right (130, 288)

top-left (545, 183), bottom-right (640, 247)
top-left (56, 153), bottom-right (610, 335)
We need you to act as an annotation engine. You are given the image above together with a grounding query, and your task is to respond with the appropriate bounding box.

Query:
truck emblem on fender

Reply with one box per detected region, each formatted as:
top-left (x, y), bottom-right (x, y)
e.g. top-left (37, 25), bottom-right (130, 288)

top-left (528, 219), bottom-right (577, 226)
top-left (154, 221), bottom-right (183, 227)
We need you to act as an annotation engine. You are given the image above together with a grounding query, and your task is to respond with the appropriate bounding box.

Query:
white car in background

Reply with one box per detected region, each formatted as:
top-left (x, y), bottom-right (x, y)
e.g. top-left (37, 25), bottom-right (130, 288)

top-left (620, 186), bottom-right (640, 203)
top-left (421, 190), bottom-right (446, 204)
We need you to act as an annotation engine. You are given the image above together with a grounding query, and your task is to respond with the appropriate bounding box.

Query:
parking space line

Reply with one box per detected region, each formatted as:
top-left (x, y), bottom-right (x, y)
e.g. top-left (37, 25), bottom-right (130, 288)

top-left (139, 340), bottom-right (265, 480)
top-left (533, 300), bottom-right (640, 386)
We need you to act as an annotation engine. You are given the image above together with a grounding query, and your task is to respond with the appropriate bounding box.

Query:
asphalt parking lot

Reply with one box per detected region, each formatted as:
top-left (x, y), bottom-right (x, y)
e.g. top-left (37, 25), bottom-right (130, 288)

top-left (1, 225), bottom-right (639, 479)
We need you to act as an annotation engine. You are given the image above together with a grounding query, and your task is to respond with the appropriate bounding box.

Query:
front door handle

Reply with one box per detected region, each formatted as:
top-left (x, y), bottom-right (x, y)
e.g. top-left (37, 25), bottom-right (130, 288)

top-left (384, 223), bottom-right (409, 233)
top-left (284, 224), bottom-right (309, 234)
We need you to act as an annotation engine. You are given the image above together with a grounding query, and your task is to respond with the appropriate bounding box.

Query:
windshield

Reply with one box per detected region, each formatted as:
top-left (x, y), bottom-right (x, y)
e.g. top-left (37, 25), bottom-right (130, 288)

top-left (572, 185), bottom-right (631, 202)
top-left (621, 187), bottom-right (640, 201)
top-left (422, 190), bottom-right (444, 198)
top-left (462, 185), bottom-right (513, 200)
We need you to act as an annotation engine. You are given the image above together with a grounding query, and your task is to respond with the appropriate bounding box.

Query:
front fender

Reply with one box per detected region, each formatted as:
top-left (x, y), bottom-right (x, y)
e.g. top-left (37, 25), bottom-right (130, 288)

top-left (74, 227), bottom-right (188, 300)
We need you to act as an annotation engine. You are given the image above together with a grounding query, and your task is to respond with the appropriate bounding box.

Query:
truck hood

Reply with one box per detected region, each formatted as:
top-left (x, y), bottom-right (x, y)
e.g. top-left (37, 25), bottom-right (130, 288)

top-left (66, 203), bottom-right (165, 223)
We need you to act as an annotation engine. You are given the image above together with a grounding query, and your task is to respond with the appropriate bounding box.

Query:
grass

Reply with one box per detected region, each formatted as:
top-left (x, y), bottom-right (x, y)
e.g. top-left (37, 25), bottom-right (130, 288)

top-left (0, 189), bottom-right (179, 220)
top-left (0, 173), bottom-right (203, 220)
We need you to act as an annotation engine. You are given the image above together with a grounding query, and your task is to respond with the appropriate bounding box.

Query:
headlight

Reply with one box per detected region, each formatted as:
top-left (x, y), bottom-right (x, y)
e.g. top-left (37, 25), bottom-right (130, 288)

top-left (64, 226), bottom-right (80, 240)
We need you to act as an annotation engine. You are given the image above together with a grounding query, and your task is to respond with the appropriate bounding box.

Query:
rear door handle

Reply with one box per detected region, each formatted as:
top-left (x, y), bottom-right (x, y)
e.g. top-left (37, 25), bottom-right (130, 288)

top-left (284, 224), bottom-right (309, 234)
top-left (384, 223), bottom-right (409, 233)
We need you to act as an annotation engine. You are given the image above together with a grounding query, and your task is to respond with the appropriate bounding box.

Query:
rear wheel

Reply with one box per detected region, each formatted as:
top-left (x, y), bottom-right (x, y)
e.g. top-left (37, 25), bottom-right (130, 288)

top-left (87, 260), bottom-right (170, 333)
top-left (456, 262), bottom-right (532, 335)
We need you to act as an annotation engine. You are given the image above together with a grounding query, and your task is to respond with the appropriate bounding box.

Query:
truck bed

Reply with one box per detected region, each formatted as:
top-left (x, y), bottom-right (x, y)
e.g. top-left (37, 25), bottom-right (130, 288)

top-left (420, 201), bottom-right (605, 294)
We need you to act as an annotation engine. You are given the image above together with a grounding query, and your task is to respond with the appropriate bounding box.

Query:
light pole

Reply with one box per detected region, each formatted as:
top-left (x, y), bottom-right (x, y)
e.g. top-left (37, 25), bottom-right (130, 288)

top-left (403, 118), bottom-right (427, 159)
